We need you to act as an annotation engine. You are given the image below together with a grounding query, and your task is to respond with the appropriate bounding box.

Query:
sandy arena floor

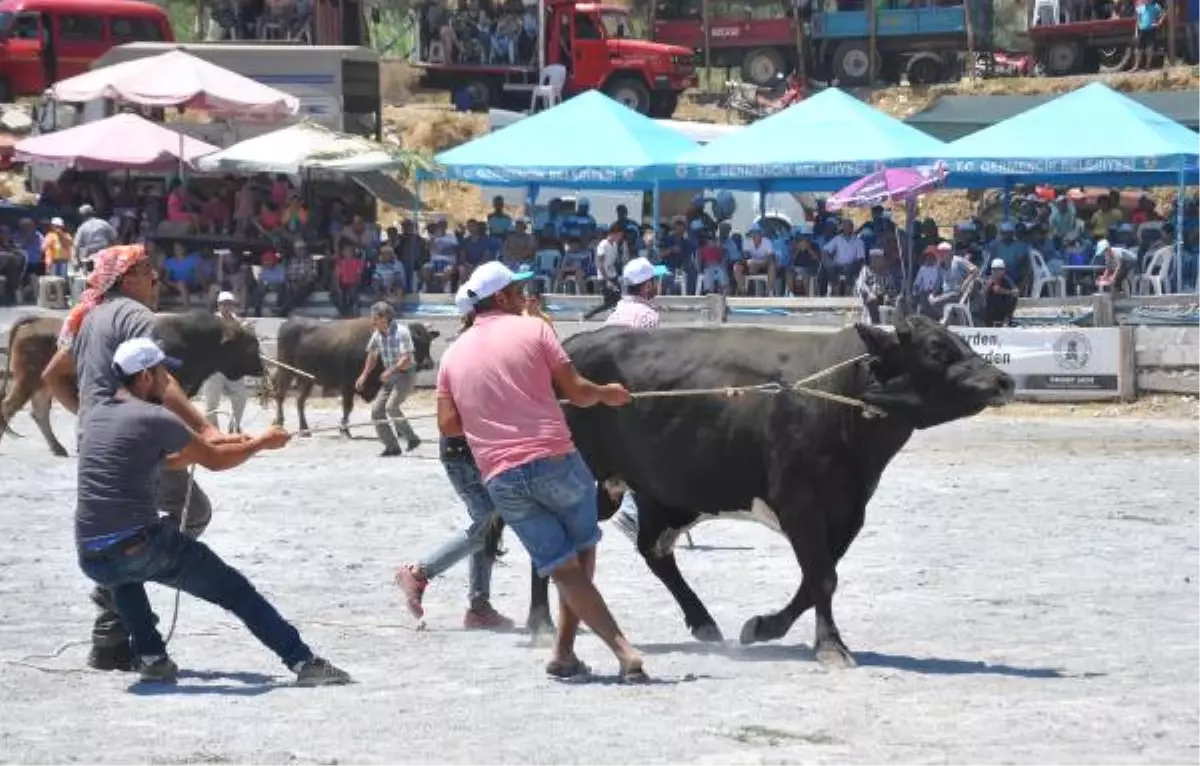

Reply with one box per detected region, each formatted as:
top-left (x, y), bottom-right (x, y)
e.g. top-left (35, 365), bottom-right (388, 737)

top-left (0, 403), bottom-right (1196, 764)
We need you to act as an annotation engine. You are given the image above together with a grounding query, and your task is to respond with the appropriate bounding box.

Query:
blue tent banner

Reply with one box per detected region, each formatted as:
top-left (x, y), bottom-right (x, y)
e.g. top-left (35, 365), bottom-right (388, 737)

top-left (947, 157), bottom-right (1186, 176)
top-left (440, 165), bottom-right (662, 186)
top-left (672, 161), bottom-right (878, 182)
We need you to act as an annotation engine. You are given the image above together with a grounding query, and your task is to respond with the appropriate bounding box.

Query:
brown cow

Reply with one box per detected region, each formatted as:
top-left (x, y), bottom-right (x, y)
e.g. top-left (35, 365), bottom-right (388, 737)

top-left (0, 311), bottom-right (265, 456)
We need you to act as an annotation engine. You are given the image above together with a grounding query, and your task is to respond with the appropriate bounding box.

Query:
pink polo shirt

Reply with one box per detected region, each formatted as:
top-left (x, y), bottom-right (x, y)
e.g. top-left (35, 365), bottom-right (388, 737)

top-left (436, 312), bottom-right (576, 482)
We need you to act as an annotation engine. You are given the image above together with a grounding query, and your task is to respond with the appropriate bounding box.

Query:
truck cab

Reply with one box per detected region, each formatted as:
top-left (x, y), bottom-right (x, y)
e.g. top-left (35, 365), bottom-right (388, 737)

top-left (413, 0), bottom-right (696, 117)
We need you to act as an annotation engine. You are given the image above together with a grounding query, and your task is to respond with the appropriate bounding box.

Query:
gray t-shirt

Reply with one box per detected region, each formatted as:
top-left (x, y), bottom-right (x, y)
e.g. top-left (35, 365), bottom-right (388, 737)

top-left (71, 295), bottom-right (157, 421)
top-left (76, 397), bottom-right (192, 543)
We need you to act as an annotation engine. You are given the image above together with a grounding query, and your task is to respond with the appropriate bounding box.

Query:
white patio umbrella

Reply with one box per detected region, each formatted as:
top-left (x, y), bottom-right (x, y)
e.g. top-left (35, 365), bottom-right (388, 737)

top-left (195, 121), bottom-right (429, 175)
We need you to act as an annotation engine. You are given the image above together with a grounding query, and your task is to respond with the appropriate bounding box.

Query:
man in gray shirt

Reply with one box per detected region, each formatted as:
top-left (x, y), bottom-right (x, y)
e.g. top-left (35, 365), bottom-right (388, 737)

top-left (76, 337), bottom-right (350, 685)
top-left (42, 244), bottom-right (238, 671)
top-left (72, 205), bottom-right (118, 269)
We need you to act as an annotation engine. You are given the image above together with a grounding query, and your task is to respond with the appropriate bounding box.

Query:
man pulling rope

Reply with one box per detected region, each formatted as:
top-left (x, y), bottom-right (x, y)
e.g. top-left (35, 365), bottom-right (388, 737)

top-left (75, 338), bottom-right (350, 685)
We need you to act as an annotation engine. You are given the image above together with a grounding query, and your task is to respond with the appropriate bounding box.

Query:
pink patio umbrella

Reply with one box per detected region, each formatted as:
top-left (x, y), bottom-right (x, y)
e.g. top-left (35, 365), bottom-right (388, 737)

top-left (50, 49), bottom-right (299, 119)
top-left (14, 113), bottom-right (219, 172)
top-left (826, 163), bottom-right (947, 211)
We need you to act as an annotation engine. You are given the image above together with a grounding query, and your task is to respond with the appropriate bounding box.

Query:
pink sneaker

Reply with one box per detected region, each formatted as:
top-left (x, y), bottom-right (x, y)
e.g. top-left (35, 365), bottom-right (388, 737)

top-left (394, 566), bottom-right (428, 619)
top-left (463, 601), bottom-right (515, 631)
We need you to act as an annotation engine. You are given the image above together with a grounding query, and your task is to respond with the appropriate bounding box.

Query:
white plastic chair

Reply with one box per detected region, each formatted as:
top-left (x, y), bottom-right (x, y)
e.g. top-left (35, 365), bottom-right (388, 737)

top-left (746, 274), bottom-right (770, 296)
top-left (532, 249), bottom-right (560, 293)
top-left (941, 278), bottom-right (975, 326)
top-left (530, 64), bottom-right (567, 112)
top-left (1029, 249), bottom-right (1066, 298)
top-left (1134, 246), bottom-right (1176, 295)
top-left (1033, 0), bottom-right (1062, 24)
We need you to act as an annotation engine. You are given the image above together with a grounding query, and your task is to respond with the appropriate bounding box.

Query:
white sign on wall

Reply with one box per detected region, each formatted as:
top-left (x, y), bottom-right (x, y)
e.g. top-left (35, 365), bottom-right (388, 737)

top-left (950, 327), bottom-right (1123, 399)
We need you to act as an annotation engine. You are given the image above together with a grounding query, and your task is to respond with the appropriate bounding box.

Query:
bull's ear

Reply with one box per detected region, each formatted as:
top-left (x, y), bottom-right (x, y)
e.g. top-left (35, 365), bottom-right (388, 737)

top-left (428, 329), bottom-right (441, 340)
top-left (855, 323), bottom-right (898, 357)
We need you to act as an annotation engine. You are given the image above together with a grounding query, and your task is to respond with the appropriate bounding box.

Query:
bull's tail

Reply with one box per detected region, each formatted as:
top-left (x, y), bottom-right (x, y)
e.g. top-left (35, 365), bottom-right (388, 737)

top-left (482, 514), bottom-right (507, 560)
top-left (0, 315), bottom-right (40, 439)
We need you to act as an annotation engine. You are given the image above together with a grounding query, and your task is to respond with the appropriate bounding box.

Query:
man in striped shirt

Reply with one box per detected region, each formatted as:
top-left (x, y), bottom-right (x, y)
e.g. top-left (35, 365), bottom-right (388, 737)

top-left (605, 257), bottom-right (667, 329)
top-left (605, 256), bottom-right (667, 542)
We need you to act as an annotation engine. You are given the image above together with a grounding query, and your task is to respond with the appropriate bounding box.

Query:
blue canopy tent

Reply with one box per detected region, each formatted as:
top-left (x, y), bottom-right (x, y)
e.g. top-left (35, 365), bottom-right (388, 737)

top-left (939, 82), bottom-right (1200, 189)
top-left (667, 88), bottom-right (949, 193)
top-left (424, 90), bottom-right (699, 190)
top-left (940, 82), bottom-right (1198, 293)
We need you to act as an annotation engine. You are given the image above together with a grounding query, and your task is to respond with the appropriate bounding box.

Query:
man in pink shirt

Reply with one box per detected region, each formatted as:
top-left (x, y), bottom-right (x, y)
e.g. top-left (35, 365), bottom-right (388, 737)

top-left (605, 257), bottom-right (667, 329)
top-left (436, 261), bottom-right (647, 682)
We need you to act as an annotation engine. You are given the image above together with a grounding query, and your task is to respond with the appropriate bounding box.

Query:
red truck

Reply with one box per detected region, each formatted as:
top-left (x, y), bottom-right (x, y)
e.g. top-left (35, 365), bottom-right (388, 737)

top-left (410, 0), bottom-right (698, 117)
top-left (1029, 5), bottom-right (1196, 76)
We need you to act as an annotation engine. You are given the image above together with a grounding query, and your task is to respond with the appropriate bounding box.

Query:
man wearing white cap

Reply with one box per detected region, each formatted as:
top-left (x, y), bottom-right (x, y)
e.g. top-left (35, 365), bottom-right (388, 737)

top-left (605, 256), bottom-right (667, 329)
top-left (1095, 238), bottom-right (1137, 295)
top-left (437, 261), bottom-right (647, 681)
top-left (983, 258), bottom-right (1019, 327)
top-left (75, 337), bottom-right (350, 686)
top-left (43, 216), bottom-right (74, 279)
top-left (393, 284), bottom-right (518, 631)
top-left (202, 291), bottom-right (249, 432)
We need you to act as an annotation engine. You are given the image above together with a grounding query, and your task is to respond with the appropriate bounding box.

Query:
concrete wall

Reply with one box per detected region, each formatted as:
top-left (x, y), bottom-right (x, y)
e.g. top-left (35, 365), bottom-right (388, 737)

top-left (1134, 326), bottom-right (1200, 395)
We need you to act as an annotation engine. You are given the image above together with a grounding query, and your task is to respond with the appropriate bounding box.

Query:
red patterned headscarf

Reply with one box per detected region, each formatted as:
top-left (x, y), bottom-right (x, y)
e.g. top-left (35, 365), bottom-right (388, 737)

top-left (57, 244), bottom-right (150, 350)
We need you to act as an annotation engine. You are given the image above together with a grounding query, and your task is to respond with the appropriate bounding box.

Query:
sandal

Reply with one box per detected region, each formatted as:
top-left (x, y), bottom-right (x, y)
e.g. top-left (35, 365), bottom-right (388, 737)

top-left (545, 658), bottom-right (591, 679)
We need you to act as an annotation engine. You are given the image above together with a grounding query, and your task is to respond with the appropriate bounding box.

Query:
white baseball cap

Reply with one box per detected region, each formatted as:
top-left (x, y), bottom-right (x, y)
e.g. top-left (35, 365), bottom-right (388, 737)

top-left (50, 216), bottom-right (64, 227)
top-left (454, 284), bottom-right (475, 316)
top-left (622, 257), bottom-right (669, 287)
top-left (990, 258), bottom-right (1006, 270)
top-left (463, 261), bottom-right (532, 303)
top-left (217, 290), bottom-right (236, 304)
top-left (1094, 239), bottom-right (1111, 256)
top-left (112, 337), bottom-right (181, 377)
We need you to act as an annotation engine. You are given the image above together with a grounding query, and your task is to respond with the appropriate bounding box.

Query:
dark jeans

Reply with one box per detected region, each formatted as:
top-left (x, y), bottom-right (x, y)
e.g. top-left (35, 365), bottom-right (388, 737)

top-left (93, 468), bottom-right (211, 652)
top-left (984, 293), bottom-right (1018, 326)
top-left (334, 285), bottom-right (359, 317)
top-left (276, 280), bottom-right (315, 316)
top-left (79, 521), bottom-right (313, 668)
top-left (822, 262), bottom-right (862, 297)
top-left (253, 281), bottom-right (285, 317)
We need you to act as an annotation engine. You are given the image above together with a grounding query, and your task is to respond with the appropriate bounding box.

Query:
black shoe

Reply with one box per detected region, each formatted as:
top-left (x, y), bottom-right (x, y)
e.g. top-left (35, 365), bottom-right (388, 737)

top-left (88, 643), bottom-right (136, 672)
top-left (136, 655), bottom-right (179, 684)
top-left (295, 657), bottom-right (352, 687)
top-left (405, 437), bottom-right (422, 452)
top-left (380, 446), bottom-right (402, 457)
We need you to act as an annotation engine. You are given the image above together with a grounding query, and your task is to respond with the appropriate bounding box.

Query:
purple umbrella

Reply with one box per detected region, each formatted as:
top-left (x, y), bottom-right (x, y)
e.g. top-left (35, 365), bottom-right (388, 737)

top-left (827, 162), bottom-right (947, 210)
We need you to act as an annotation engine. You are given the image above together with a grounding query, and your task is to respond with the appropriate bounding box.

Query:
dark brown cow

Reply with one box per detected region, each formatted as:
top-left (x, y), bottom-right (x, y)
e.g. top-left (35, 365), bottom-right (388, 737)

top-left (0, 312), bottom-right (265, 456)
top-left (272, 317), bottom-right (439, 435)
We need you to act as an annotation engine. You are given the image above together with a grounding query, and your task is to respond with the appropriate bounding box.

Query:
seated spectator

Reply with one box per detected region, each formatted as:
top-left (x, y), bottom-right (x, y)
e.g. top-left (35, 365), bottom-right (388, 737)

top-left (660, 217), bottom-right (697, 295)
top-left (253, 249), bottom-right (287, 317)
top-left (821, 218), bottom-right (865, 296)
top-left (373, 245), bottom-right (406, 300)
top-left (338, 214), bottom-right (379, 258)
top-left (500, 217), bottom-right (536, 270)
top-left (1047, 195), bottom-right (1079, 239)
top-left (393, 219), bottom-right (429, 286)
top-left (696, 231), bottom-right (728, 295)
top-left (1089, 192), bottom-right (1124, 239)
top-left (166, 178), bottom-right (199, 231)
top-left (486, 195), bottom-right (513, 237)
top-left (42, 217), bottom-right (74, 279)
top-left (280, 240), bottom-right (317, 316)
top-left (856, 248), bottom-right (899, 325)
top-left (983, 258), bottom-right (1020, 326)
top-left (423, 219), bottom-right (458, 292)
top-left (986, 221), bottom-right (1031, 291)
top-left (458, 219), bottom-right (498, 284)
top-left (271, 174), bottom-right (293, 207)
top-left (215, 249), bottom-right (249, 308)
top-left (555, 236), bottom-right (589, 290)
top-left (332, 243), bottom-right (366, 317)
top-left (282, 194), bottom-right (309, 235)
top-left (912, 246), bottom-right (944, 307)
top-left (733, 224), bottom-right (776, 296)
top-left (560, 198), bottom-right (597, 241)
top-left (15, 218), bottom-right (45, 278)
top-left (929, 242), bottom-right (975, 318)
top-left (788, 225), bottom-right (821, 296)
top-left (0, 226), bottom-right (23, 305)
top-left (161, 242), bottom-right (207, 308)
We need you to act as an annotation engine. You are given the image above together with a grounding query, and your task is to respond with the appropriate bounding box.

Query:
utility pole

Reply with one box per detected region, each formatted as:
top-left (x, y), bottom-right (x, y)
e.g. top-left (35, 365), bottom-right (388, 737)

top-left (793, 0), bottom-right (807, 84)
top-left (703, 0), bottom-right (713, 92)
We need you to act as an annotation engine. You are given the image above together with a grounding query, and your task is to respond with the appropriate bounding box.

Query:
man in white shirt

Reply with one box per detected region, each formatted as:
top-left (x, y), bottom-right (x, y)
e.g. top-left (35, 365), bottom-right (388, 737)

top-left (733, 225), bottom-right (777, 296)
top-left (582, 224), bottom-right (625, 321)
top-left (202, 291), bottom-right (249, 432)
top-left (822, 219), bottom-right (866, 296)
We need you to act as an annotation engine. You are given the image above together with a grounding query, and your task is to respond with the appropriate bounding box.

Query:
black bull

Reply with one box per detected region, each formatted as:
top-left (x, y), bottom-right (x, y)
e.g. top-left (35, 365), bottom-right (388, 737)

top-left (511, 315), bottom-right (1014, 663)
top-left (271, 317), bottom-right (439, 434)
top-left (0, 311), bottom-right (266, 456)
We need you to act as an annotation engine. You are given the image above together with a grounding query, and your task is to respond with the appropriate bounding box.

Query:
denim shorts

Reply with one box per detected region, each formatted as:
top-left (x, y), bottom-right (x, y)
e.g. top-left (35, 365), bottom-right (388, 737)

top-left (484, 452), bottom-right (602, 578)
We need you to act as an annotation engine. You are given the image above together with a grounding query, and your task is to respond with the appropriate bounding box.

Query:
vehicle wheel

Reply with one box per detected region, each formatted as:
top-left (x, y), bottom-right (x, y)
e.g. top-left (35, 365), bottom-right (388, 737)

top-left (462, 78), bottom-right (496, 109)
top-left (831, 40), bottom-right (876, 86)
top-left (1043, 41), bottom-right (1081, 76)
top-left (604, 77), bottom-right (651, 114)
top-left (906, 55), bottom-right (945, 85)
top-left (1096, 44), bottom-right (1134, 72)
top-left (649, 92), bottom-right (679, 119)
top-left (741, 47), bottom-right (787, 86)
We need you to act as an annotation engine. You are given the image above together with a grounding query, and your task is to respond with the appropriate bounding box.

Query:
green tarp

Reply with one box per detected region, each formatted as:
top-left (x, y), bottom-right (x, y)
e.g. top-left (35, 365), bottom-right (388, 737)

top-left (906, 91), bottom-right (1200, 142)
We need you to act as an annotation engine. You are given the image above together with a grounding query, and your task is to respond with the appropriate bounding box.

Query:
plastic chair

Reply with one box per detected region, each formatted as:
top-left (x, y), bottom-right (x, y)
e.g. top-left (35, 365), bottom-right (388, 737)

top-left (1033, 0), bottom-right (1062, 24)
top-left (1029, 249), bottom-right (1066, 298)
top-left (532, 249), bottom-right (560, 293)
top-left (530, 64), bottom-right (567, 112)
top-left (746, 274), bottom-right (770, 296)
top-left (1134, 246), bottom-right (1176, 295)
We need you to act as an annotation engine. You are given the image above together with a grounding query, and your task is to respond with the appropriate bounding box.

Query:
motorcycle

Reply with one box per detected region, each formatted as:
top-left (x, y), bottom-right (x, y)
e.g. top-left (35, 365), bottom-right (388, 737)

top-left (973, 50), bottom-right (1035, 79)
top-left (722, 71), bottom-right (808, 123)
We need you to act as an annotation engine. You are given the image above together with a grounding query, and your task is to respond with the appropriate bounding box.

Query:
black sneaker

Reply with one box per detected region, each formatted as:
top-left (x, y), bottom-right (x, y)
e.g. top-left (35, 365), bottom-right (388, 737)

top-left (87, 643), bottom-right (136, 672)
top-left (405, 437), bottom-right (422, 452)
top-left (295, 657), bottom-right (352, 687)
top-left (136, 655), bottom-right (179, 684)
top-left (380, 446), bottom-right (402, 457)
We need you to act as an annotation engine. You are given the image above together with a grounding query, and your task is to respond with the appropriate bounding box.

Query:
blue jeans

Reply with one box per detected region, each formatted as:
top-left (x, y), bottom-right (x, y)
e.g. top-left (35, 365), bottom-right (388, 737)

top-left (485, 452), bottom-right (602, 578)
top-left (418, 447), bottom-right (496, 600)
top-left (77, 522), bottom-right (313, 668)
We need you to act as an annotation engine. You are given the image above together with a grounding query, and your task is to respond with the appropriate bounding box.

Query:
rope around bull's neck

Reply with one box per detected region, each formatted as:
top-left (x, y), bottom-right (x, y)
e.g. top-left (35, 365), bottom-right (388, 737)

top-left (291, 352), bottom-right (884, 437)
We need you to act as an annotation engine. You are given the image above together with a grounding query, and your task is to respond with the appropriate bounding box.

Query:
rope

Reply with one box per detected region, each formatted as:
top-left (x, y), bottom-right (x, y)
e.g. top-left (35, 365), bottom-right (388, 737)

top-left (260, 354), bottom-right (316, 380)
top-left (162, 463), bottom-right (197, 647)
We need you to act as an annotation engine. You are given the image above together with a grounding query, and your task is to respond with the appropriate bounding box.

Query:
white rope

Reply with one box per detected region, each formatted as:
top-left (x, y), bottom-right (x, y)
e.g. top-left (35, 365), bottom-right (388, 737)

top-left (162, 463), bottom-right (197, 647)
